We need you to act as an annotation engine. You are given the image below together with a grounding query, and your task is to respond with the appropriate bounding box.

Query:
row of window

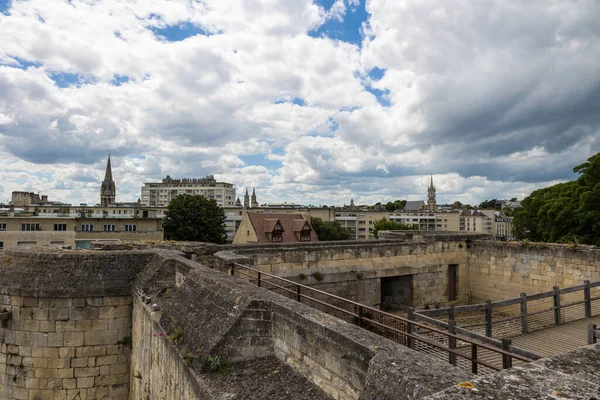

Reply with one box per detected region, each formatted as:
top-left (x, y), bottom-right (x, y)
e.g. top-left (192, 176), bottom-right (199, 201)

top-left (0, 223), bottom-right (137, 232)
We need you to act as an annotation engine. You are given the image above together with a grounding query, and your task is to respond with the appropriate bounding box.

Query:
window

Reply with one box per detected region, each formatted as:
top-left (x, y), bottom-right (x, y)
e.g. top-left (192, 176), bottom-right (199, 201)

top-left (358, 228), bottom-right (366, 232)
top-left (299, 226), bottom-right (312, 242)
top-left (54, 224), bottom-right (67, 231)
top-left (81, 224), bottom-right (94, 232)
top-left (125, 224), bottom-right (137, 232)
top-left (0, 223), bottom-right (6, 231)
top-left (21, 223), bottom-right (40, 231)
top-left (0, 241), bottom-right (3, 250)
top-left (271, 222), bottom-right (283, 242)
top-left (103, 224), bottom-right (116, 232)
top-left (17, 241), bottom-right (37, 246)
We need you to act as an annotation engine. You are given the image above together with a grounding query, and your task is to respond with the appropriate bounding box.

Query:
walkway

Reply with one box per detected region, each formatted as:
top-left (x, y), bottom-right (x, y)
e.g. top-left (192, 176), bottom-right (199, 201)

top-left (466, 316), bottom-right (600, 370)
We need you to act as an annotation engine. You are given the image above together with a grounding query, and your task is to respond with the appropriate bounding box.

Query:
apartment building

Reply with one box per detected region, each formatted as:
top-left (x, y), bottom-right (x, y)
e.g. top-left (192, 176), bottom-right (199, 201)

top-left (0, 210), bottom-right (163, 251)
top-left (459, 209), bottom-right (493, 233)
top-left (141, 175), bottom-right (236, 207)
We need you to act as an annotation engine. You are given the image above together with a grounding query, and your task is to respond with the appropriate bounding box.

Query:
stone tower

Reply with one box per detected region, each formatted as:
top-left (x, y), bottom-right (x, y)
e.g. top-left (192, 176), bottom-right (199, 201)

top-left (251, 187), bottom-right (259, 208)
top-left (100, 155), bottom-right (116, 207)
top-left (244, 188), bottom-right (250, 208)
top-left (427, 175), bottom-right (436, 211)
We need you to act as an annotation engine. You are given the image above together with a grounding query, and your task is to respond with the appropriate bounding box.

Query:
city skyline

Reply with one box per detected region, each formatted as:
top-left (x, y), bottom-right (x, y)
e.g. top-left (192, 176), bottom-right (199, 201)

top-left (1, 0), bottom-right (598, 206)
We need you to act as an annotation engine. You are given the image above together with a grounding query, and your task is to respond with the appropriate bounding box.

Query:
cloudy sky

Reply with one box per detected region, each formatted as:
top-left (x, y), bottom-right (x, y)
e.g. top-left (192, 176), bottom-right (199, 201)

top-left (0, 0), bottom-right (599, 207)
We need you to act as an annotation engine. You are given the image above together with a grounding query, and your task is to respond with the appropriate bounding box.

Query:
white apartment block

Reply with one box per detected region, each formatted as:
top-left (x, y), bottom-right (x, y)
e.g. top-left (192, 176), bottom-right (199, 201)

top-left (141, 175), bottom-right (236, 208)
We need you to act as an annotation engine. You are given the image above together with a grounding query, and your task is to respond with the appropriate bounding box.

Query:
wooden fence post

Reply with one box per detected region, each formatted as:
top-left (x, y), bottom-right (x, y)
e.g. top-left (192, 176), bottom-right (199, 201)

top-left (471, 343), bottom-right (478, 374)
top-left (448, 319), bottom-right (457, 366)
top-left (257, 271), bottom-right (262, 287)
top-left (449, 304), bottom-right (456, 322)
top-left (501, 338), bottom-right (513, 369)
top-left (407, 308), bottom-right (415, 349)
top-left (229, 263), bottom-right (235, 276)
top-left (296, 285), bottom-right (302, 303)
top-left (584, 280), bottom-right (592, 319)
top-left (485, 300), bottom-right (493, 337)
top-left (520, 292), bottom-right (528, 335)
top-left (589, 324), bottom-right (597, 345)
top-left (553, 286), bottom-right (561, 325)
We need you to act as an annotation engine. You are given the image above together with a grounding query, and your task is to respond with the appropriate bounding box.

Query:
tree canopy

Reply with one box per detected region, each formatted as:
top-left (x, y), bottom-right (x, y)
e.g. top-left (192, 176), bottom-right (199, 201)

top-left (310, 217), bottom-right (351, 241)
top-left (163, 194), bottom-right (227, 243)
top-left (513, 153), bottom-right (600, 245)
top-left (478, 199), bottom-right (503, 210)
top-left (384, 200), bottom-right (407, 211)
top-left (373, 218), bottom-right (417, 238)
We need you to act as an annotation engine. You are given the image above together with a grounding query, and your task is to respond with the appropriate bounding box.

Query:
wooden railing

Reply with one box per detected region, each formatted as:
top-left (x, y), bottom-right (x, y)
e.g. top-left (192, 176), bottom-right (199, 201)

top-left (417, 281), bottom-right (600, 338)
top-left (230, 262), bottom-right (538, 374)
top-left (589, 324), bottom-right (600, 345)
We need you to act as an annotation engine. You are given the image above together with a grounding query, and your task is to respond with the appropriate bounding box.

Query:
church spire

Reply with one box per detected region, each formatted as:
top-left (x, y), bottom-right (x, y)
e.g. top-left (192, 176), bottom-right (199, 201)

top-left (427, 175), bottom-right (436, 211)
top-left (100, 154), bottom-right (116, 207)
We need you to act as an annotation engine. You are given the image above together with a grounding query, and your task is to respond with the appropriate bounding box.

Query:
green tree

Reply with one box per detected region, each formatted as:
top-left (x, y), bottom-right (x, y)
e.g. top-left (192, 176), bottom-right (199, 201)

top-left (478, 199), bottom-right (503, 210)
top-left (310, 217), bottom-right (351, 241)
top-left (384, 199), bottom-right (407, 211)
top-left (163, 194), bottom-right (227, 243)
top-left (513, 153), bottom-right (600, 245)
top-left (372, 218), bottom-right (417, 238)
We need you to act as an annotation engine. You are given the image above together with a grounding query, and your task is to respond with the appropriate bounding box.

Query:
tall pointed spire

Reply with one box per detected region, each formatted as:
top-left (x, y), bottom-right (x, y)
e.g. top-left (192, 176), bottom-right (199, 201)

top-left (427, 174), bottom-right (436, 211)
top-left (104, 154), bottom-right (113, 181)
top-left (100, 154), bottom-right (116, 207)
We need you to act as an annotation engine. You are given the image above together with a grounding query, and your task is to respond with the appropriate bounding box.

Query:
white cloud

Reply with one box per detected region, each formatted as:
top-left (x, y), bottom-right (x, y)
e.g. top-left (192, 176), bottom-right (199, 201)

top-left (0, 0), bottom-right (598, 207)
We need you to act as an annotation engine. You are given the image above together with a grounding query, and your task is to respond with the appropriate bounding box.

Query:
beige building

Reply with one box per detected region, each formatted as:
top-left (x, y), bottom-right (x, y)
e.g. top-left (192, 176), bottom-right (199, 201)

top-left (141, 175), bottom-right (236, 207)
top-left (459, 209), bottom-right (493, 234)
top-left (0, 213), bottom-right (163, 251)
top-left (233, 211), bottom-right (318, 244)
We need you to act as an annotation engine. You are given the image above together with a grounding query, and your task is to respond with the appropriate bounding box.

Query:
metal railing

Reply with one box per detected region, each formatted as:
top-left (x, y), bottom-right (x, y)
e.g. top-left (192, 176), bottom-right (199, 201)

top-left (417, 281), bottom-right (600, 339)
top-left (230, 262), bottom-right (538, 374)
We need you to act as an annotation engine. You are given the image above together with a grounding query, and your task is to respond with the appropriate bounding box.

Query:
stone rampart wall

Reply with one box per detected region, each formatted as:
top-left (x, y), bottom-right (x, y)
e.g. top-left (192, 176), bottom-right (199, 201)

top-left (0, 249), bottom-right (155, 400)
top-left (220, 241), bottom-right (470, 308)
top-left (468, 242), bottom-right (600, 303)
top-left (0, 294), bottom-right (132, 400)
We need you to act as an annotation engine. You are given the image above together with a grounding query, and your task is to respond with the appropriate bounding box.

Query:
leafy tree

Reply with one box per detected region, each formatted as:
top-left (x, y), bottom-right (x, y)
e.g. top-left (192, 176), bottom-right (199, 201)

top-left (452, 201), bottom-right (463, 208)
top-left (310, 217), bottom-right (351, 241)
top-left (478, 199), bottom-right (503, 210)
top-left (510, 197), bottom-right (518, 202)
top-left (384, 199), bottom-right (407, 211)
top-left (163, 194), bottom-right (227, 243)
top-left (372, 218), bottom-right (418, 238)
top-left (513, 153), bottom-right (600, 245)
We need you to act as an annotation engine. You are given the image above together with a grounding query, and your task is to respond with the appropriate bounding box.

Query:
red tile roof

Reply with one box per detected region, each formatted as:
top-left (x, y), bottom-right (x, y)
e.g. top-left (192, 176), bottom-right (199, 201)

top-left (247, 212), bottom-right (319, 243)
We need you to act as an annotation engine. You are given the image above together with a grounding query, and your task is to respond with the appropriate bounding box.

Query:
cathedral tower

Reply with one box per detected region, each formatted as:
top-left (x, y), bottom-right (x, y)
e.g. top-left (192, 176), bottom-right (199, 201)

top-left (251, 187), bottom-right (259, 208)
top-left (427, 175), bottom-right (436, 211)
top-left (244, 188), bottom-right (250, 208)
top-left (100, 155), bottom-right (116, 207)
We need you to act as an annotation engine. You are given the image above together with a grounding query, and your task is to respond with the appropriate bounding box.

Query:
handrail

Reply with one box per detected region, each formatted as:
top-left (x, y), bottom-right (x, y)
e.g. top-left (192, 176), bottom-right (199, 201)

top-left (231, 262), bottom-right (536, 373)
top-left (416, 280), bottom-right (600, 340)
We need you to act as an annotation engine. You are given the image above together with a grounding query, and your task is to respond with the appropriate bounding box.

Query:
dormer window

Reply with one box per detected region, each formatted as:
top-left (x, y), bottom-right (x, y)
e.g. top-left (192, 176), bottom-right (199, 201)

top-left (300, 226), bottom-right (311, 241)
top-left (271, 221), bottom-right (284, 242)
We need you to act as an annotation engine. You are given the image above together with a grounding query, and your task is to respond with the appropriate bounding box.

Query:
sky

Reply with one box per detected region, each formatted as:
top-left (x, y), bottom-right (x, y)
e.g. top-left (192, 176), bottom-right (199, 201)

top-left (0, 0), bottom-right (599, 207)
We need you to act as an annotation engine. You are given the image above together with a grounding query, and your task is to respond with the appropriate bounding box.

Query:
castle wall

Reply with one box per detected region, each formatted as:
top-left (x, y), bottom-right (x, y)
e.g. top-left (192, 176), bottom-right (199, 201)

top-left (468, 242), bottom-right (600, 302)
top-left (0, 294), bottom-right (131, 400)
top-left (223, 240), bottom-right (471, 308)
top-left (0, 250), bottom-right (153, 400)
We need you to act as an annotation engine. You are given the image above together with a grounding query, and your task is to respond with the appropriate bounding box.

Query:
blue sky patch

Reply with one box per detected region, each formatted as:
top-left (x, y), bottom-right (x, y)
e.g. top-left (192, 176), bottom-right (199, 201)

top-left (111, 74), bottom-right (131, 86)
top-left (0, 0), bottom-right (10, 15)
top-left (239, 154), bottom-right (282, 171)
top-left (368, 66), bottom-right (386, 81)
top-left (49, 72), bottom-right (90, 88)
top-left (310, 0), bottom-right (368, 45)
top-left (274, 97), bottom-right (307, 106)
top-left (1, 56), bottom-right (42, 69)
top-left (149, 21), bottom-right (212, 41)
top-left (365, 86), bottom-right (391, 107)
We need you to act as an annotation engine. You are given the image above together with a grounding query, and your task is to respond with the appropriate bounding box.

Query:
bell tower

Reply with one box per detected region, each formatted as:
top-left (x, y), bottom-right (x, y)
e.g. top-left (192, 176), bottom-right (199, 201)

top-left (427, 175), bottom-right (436, 211)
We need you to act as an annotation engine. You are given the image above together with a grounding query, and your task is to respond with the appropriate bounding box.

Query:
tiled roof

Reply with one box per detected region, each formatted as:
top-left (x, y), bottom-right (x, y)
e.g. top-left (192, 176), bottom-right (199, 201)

top-left (247, 212), bottom-right (319, 243)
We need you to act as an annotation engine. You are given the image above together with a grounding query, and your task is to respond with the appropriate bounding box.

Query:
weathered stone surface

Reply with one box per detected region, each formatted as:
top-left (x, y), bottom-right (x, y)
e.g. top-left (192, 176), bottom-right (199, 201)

top-left (425, 344), bottom-right (600, 400)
